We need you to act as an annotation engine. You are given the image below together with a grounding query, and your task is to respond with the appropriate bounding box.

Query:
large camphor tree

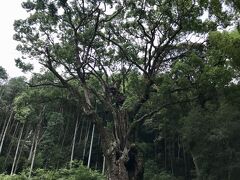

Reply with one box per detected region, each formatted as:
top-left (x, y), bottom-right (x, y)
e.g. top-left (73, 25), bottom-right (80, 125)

top-left (14, 0), bottom-right (239, 179)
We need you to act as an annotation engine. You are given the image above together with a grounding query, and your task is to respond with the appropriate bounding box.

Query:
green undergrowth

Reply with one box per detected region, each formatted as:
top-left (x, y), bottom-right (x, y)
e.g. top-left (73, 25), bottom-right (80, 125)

top-left (0, 162), bottom-right (106, 180)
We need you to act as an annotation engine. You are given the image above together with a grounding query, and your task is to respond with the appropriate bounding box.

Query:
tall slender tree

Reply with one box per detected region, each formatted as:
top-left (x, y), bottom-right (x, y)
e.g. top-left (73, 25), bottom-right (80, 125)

top-left (70, 115), bottom-right (79, 168)
top-left (0, 110), bottom-right (13, 154)
top-left (11, 124), bottom-right (24, 175)
top-left (87, 123), bottom-right (95, 168)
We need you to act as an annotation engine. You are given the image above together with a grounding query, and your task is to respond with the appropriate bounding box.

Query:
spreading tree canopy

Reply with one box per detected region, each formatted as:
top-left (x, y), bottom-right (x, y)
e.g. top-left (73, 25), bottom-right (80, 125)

top-left (14, 0), bottom-right (240, 179)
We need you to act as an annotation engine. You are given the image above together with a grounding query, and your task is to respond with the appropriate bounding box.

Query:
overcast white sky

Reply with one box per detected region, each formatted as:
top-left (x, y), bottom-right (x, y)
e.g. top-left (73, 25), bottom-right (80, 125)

top-left (0, 0), bottom-right (31, 78)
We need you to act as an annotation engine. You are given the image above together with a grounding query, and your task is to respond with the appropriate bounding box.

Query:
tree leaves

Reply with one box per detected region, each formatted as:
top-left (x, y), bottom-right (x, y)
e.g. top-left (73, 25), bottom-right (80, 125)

top-left (0, 66), bottom-right (8, 82)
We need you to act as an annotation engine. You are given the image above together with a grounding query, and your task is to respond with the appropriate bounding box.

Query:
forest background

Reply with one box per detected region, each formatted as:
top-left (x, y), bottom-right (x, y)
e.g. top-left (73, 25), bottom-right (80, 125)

top-left (0, 0), bottom-right (240, 179)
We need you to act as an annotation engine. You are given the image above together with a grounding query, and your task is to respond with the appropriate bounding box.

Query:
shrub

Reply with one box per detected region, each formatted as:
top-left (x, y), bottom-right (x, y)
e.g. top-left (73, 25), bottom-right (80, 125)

top-left (0, 162), bottom-right (105, 180)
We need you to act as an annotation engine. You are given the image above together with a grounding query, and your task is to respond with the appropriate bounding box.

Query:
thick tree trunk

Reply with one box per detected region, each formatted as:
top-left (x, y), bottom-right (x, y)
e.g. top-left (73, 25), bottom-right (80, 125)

top-left (81, 87), bottom-right (144, 180)
top-left (83, 108), bottom-right (144, 180)
top-left (105, 144), bottom-right (144, 180)
top-left (107, 158), bottom-right (129, 180)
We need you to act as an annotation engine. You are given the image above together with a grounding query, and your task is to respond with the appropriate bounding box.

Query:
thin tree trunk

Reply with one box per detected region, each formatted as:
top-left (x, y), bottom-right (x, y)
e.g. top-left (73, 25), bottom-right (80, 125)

top-left (0, 114), bottom-right (8, 143)
top-left (0, 89), bottom-right (3, 99)
top-left (3, 122), bottom-right (19, 169)
top-left (228, 147), bottom-right (233, 180)
top-left (78, 117), bottom-right (85, 145)
top-left (170, 142), bottom-right (174, 175)
top-left (14, 141), bottom-right (24, 174)
top-left (60, 115), bottom-right (69, 149)
top-left (94, 135), bottom-right (101, 169)
top-left (29, 128), bottom-right (40, 178)
top-left (191, 151), bottom-right (201, 179)
top-left (0, 110), bottom-right (13, 154)
top-left (82, 121), bottom-right (91, 161)
top-left (11, 124), bottom-right (24, 175)
top-left (102, 155), bottom-right (106, 175)
top-left (57, 107), bottom-right (64, 145)
top-left (164, 130), bottom-right (167, 169)
top-left (56, 115), bottom-right (69, 169)
top-left (171, 141), bottom-right (175, 175)
top-left (11, 122), bottom-right (19, 139)
top-left (70, 116), bottom-right (79, 168)
top-left (29, 106), bottom-right (45, 178)
top-left (8, 117), bottom-right (16, 136)
top-left (177, 136), bottom-right (180, 160)
top-left (182, 143), bottom-right (189, 180)
top-left (0, 87), bottom-right (5, 99)
top-left (14, 127), bottom-right (31, 173)
top-left (87, 123), bottom-right (95, 168)
top-left (28, 132), bottom-right (36, 161)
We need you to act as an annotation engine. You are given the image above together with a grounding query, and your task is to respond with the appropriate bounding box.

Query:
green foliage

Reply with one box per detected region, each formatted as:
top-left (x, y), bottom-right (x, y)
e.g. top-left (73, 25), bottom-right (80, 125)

top-left (8, 0), bottom-right (240, 179)
top-left (0, 66), bottom-right (8, 81)
top-left (15, 58), bottom-right (33, 73)
top-left (0, 162), bottom-right (105, 180)
top-left (5, 77), bottom-right (27, 98)
top-left (13, 92), bottom-right (33, 123)
top-left (181, 96), bottom-right (240, 179)
top-left (123, 71), bottom-right (145, 109)
top-left (208, 31), bottom-right (240, 70)
top-left (144, 160), bottom-right (177, 180)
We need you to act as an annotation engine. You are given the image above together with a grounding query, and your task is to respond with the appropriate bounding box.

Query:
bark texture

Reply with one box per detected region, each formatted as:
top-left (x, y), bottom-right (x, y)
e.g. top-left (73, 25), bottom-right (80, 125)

top-left (105, 144), bottom-right (144, 180)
